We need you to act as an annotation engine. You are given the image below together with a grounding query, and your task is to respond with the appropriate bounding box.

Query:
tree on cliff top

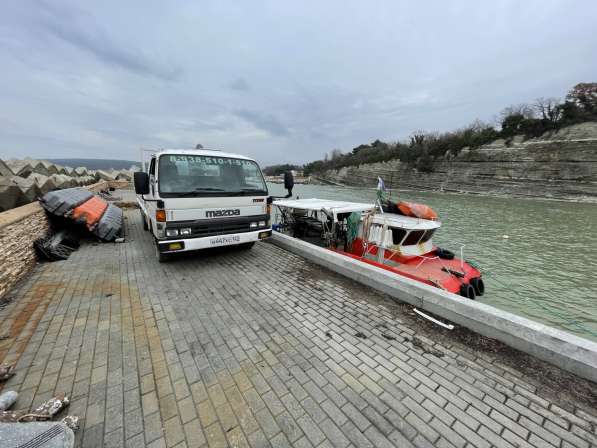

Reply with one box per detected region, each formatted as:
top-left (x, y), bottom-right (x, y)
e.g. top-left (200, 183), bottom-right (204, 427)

top-left (567, 83), bottom-right (597, 114)
top-left (302, 82), bottom-right (597, 175)
top-left (534, 97), bottom-right (563, 124)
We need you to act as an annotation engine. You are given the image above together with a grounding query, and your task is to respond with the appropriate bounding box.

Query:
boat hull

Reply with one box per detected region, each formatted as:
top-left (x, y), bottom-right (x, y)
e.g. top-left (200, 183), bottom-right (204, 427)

top-left (331, 241), bottom-right (482, 297)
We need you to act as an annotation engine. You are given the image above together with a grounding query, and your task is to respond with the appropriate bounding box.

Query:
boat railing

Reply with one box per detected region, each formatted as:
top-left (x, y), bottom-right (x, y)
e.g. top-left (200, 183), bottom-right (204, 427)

top-left (363, 240), bottom-right (468, 281)
top-left (415, 254), bottom-right (440, 269)
top-left (448, 241), bottom-right (467, 270)
top-left (416, 242), bottom-right (466, 270)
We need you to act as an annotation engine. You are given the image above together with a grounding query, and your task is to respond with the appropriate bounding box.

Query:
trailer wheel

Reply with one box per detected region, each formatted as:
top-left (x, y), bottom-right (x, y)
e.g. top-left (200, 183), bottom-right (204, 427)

top-left (140, 210), bottom-right (148, 231)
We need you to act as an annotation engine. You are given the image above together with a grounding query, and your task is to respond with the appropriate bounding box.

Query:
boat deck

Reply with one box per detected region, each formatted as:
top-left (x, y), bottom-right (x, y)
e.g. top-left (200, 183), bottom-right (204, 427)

top-left (0, 209), bottom-right (596, 448)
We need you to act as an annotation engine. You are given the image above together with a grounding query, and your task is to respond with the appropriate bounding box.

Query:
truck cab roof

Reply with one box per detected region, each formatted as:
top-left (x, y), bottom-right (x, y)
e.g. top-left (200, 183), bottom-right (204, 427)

top-left (153, 148), bottom-right (256, 162)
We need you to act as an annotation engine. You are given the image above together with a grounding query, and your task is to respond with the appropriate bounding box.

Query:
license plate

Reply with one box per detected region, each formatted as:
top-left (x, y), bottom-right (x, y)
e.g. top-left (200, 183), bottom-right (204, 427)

top-left (209, 235), bottom-right (241, 246)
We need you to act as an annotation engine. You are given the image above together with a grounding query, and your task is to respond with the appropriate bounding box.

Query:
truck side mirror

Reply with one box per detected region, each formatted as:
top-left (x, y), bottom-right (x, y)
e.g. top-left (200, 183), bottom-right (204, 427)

top-left (134, 172), bottom-right (150, 195)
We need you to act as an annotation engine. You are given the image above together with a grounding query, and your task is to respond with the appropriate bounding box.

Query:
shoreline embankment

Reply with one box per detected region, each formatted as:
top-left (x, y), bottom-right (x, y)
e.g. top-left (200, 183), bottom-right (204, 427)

top-left (310, 122), bottom-right (597, 203)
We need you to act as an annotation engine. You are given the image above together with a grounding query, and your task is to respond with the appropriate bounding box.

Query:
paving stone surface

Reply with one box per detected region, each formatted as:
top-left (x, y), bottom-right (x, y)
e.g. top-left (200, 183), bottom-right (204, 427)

top-left (1, 210), bottom-right (596, 447)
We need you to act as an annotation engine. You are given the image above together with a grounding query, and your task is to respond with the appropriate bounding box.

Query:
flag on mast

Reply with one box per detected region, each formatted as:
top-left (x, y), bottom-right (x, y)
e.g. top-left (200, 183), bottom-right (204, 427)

top-left (377, 177), bottom-right (386, 191)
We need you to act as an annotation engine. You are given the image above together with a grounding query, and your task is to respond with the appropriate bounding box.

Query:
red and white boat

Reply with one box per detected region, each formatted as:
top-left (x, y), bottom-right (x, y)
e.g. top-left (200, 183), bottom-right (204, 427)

top-left (273, 196), bottom-right (484, 299)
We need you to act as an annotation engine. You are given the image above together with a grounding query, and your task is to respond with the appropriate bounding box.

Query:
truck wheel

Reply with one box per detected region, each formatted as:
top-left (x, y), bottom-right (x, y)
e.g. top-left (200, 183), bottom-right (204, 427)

top-left (239, 242), bottom-right (255, 250)
top-left (141, 210), bottom-right (148, 231)
top-left (156, 244), bottom-right (169, 262)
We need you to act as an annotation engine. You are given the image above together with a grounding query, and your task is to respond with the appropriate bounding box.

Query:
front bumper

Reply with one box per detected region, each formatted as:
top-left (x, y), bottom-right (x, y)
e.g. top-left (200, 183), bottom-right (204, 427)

top-left (157, 228), bottom-right (272, 252)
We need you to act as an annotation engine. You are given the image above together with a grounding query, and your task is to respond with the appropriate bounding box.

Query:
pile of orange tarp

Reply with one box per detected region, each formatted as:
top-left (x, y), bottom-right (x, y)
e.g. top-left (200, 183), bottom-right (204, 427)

top-left (72, 196), bottom-right (108, 229)
top-left (396, 201), bottom-right (438, 220)
top-left (39, 187), bottom-right (123, 241)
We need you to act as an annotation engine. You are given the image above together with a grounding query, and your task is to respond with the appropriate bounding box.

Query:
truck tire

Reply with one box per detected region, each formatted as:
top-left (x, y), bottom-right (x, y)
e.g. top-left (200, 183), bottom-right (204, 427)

top-left (156, 243), bottom-right (169, 262)
top-left (141, 210), bottom-right (148, 231)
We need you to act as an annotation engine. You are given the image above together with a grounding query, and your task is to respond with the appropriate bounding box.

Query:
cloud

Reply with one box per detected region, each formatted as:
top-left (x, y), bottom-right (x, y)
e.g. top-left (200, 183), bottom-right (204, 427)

top-left (227, 77), bottom-right (250, 92)
top-left (37, 3), bottom-right (181, 81)
top-left (0, 1), bottom-right (596, 165)
top-left (234, 109), bottom-right (290, 137)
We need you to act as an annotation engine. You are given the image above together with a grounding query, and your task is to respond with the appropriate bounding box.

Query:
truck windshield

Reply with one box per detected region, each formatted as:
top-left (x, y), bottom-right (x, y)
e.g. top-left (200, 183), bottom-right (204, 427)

top-left (158, 154), bottom-right (268, 197)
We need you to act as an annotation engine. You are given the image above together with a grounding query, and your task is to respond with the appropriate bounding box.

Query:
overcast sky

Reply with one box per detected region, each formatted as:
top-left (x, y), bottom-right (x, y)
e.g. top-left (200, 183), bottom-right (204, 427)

top-left (1, 1), bottom-right (596, 166)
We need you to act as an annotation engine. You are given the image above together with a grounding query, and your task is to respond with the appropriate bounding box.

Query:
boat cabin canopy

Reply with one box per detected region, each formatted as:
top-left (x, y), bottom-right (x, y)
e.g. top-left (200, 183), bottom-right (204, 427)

top-left (273, 198), bottom-right (375, 221)
top-left (371, 214), bottom-right (440, 230)
top-left (273, 197), bottom-right (442, 253)
top-left (369, 214), bottom-right (441, 249)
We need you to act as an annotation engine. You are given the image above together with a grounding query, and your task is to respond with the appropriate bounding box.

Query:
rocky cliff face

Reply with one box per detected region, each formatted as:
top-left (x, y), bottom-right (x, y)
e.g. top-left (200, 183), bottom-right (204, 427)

top-left (317, 122), bottom-right (597, 201)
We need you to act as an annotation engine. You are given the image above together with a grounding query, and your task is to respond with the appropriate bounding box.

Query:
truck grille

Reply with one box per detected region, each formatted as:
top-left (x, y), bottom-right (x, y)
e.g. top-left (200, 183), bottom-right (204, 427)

top-left (166, 214), bottom-right (269, 239)
top-left (191, 221), bottom-right (251, 237)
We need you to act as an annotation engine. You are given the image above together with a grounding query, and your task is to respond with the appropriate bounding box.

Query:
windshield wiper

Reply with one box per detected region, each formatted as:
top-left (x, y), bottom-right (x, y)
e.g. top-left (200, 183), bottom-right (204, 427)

top-left (174, 187), bottom-right (226, 197)
top-left (238, 188), bottom-right (266, 194)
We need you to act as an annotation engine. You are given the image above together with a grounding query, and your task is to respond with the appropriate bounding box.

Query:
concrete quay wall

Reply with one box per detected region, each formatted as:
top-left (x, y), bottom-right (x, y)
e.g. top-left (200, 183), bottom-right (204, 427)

top-left (270, 231), bottom-right (597, 383)
top-left (0, 180), bottom-right (129, 298)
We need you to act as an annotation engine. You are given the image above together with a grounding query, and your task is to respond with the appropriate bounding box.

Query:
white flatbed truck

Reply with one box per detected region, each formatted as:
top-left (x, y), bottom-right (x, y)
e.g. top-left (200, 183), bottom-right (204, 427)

top-left (134, 148), bottom-right (272, 261)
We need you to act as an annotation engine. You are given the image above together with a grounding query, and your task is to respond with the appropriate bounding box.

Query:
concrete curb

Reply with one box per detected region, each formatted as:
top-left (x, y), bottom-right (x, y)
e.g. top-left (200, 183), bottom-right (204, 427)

top-left (270, 232), bottom-right (597, 383)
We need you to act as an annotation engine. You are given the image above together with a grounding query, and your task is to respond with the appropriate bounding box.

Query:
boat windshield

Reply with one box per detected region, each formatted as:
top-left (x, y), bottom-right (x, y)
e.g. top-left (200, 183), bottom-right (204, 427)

top-left (401, 229), bottom-right (436, 246)
top-left (158, 154), bottom-right (268, 197)
top-left (392, 228), bottom-right (407, 245)
top-left (403, 230), bottom-right (425, 245)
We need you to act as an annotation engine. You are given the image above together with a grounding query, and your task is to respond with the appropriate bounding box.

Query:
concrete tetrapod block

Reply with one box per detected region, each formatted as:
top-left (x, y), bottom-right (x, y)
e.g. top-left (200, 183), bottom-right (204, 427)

top-left (6, 160), bottom-right (33, 177)
top-left (95, 169), bottom-right (116, 181)
top-left (28, 172), bottom-right (48, 185)
top-left (28, 174), bottom-right (55, 195)
top-left (60, 175), bottom-right (76, 188)
top-left (0, 158), bottom-right (13, 177)
top-left (74, 166), bottom-right (87, 176)
top-left (79, 176), bottom-right (92, 186)
top-left (30, 160), bottom-right (51, 177)
top-left (54, 165), bottom-right (67, 175)
top-left (42, 177), bottom-right (57, 193)
top-left (10, 176), bottom-right (41, 205)
top-left (40, 160), bottom-right (58, 175)
top-left (1, 422), bottom-right (74, 448)
top-left (270, 231), bottom-right (597, 383)
top-left (49, 174), bottom-right (71, 189)
top-left (0, 176), bottom-right (22, 212)
top-left (115, 170), bottom-right (132, 181)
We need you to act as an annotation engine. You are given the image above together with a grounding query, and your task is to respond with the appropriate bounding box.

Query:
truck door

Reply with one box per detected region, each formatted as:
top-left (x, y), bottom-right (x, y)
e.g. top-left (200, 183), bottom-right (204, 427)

top-left (149, 157), bottom-right (156, 196)
top-left (146, 157), bottom-right (157, 231)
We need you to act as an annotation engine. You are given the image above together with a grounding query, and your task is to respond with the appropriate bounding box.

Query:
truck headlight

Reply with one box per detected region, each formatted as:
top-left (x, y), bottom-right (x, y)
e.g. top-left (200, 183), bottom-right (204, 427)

top-left (166, 229), bottom-right (179, 237)
top-left (250, 222), bottom-right (258, 228)
top-left (259, 221), bottom-right (266, 227)
top-left (180, 228), bottom-right (191, 235)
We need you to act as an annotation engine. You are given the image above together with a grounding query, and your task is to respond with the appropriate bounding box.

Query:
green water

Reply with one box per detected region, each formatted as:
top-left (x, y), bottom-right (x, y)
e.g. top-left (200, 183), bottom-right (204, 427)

top-left (268, 182), bottom-right (597, 342)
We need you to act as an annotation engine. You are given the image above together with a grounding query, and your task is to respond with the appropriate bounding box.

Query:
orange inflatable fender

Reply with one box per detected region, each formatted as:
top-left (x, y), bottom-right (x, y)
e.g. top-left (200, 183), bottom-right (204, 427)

top-left (72, 196), bottom-right (108, 229)
top-left (397, 201), bottom-right (438, 220)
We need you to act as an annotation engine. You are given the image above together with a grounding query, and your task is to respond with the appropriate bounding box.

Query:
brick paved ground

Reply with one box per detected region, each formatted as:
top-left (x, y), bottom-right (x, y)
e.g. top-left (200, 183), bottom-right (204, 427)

top-left (1, 210), bottom-right (596, 448)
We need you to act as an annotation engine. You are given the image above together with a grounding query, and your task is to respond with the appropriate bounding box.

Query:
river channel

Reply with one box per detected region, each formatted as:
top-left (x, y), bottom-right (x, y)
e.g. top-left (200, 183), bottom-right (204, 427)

top-left (267, 182), bottom-right (597, 342)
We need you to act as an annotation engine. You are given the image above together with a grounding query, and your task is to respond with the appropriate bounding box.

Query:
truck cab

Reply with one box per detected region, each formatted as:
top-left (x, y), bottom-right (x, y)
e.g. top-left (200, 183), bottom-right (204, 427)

top-left (134, 149), bottom-right (271, 261)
